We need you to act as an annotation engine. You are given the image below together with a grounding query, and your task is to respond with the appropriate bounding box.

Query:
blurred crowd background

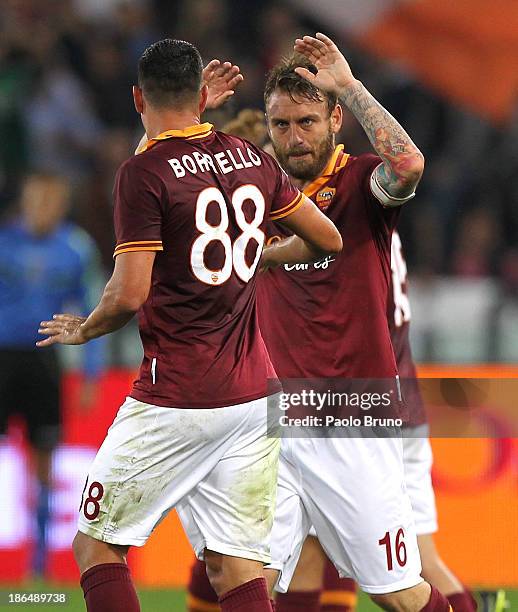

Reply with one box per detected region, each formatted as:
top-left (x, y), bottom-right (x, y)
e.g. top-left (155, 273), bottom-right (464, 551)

top-left (1, 0), bottom-right (518, 363)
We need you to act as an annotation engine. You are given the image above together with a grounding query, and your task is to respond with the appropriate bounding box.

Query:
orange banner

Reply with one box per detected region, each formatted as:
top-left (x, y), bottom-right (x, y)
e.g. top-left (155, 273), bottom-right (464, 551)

top-left (358, 0), bottom-right (518, 124)
top-left (432, 437), bottom-right (517, 587)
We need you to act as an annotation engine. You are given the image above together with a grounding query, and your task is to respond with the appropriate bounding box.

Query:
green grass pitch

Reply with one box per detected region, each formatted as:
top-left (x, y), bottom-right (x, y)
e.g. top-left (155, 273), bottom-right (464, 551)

top-left (1, 584), bottom-right (516, 610)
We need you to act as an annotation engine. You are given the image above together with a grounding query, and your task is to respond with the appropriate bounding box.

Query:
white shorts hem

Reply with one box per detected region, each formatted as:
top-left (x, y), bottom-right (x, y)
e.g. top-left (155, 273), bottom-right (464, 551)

top-left (359, 575), bottom-right (424, 595)
top-left (274, 567), bottom-right (303, 593)
top-left (415, 521), bottom-right (439, 536)
top-left (197, 540), bottom-right (271, 565)
top-left (265, 562), bottom-right (282, 572)
top-left (78, 524), bottom-right (147, 547)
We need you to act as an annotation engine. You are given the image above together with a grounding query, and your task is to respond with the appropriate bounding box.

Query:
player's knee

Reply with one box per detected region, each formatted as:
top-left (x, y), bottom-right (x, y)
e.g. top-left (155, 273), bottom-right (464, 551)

top-left (370, 592), bottom-right (401, 611)
top-left (370, 582), bottom-right (430, 611)
top-left (417, 534), bottom-right (442, 580)
top-left (420, 553), bottom-right (442, 580)
top-left (418, 545), bottom-right (447, 581)
top-left (290, 536), bottom-right (325, 590)
top-left (72, 531), bottom-right (128, 575)
top-left (264, 568), bottom-right (279, 595)
top-left (72, 531), bottom-right (89, 569)
top-left (204, 550), bottom-right (225, 596)
top-left (204, 550), bottom-right (265, 597)
top-left (298, 535), bottom-right (325, 573)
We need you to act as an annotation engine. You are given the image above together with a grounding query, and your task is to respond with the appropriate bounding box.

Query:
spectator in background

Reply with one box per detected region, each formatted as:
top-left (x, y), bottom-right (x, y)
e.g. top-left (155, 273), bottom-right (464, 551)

top-left (175, 0), bottom-right (232, 61)
top-left (0, 17), bottom-right (33, 207)
top-left (84, 34), bottom-right (139, 130)
top-left (257, 4), bottom-right (304, 71)
top-left (77, 128), bottom-right (135, 270)
top-left (24, 52), bottom-right (102, 181)
top-left (0, 172), bottom-right (104, 576)
top-left (451, 207), bottom-right (500, 277)
top-left (116, 0), bottom-right (159, 68)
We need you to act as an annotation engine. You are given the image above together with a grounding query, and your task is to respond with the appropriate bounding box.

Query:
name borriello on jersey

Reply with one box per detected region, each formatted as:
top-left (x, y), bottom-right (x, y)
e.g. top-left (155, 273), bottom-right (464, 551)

top-left (113, 125), bottom-right (303, 408)
top-left (168, 145), bottom-right (262, 178)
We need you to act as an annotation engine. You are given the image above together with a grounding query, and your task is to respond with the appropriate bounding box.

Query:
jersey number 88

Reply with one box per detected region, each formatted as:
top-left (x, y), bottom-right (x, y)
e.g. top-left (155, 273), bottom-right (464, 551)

top-left (191, 185), bottom-right (265, 285)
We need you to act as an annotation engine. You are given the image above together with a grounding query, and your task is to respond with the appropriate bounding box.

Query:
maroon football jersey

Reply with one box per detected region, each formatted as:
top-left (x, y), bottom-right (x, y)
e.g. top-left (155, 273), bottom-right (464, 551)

top-left (257, 146), bottom-right (399, 386)
top-left (388, 231), bottom-right (427, 426)
top-left (113, 123), bottom-right (303, 408)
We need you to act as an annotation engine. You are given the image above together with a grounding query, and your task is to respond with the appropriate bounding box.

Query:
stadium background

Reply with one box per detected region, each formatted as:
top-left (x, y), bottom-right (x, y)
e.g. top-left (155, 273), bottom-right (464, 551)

top-left (0, 0), bottom-right (517, 608)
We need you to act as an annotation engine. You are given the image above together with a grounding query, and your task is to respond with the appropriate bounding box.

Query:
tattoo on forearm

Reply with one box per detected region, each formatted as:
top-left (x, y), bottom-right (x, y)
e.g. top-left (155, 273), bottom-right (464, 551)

top-left (341, 81), bottom-right (424, 197)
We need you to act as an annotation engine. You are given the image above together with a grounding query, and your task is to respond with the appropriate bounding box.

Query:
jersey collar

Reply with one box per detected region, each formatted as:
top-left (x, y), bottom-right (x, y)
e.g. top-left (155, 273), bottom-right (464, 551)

top-left (137, 123), bottom-right (214, 153)
top-left (303, 144), bottom-right (350, 198)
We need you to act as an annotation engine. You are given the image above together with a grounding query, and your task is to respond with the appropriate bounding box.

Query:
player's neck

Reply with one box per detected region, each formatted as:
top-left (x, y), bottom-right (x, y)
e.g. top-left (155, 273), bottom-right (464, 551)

top-left (288, 175), bottom-right (313, 191)
top-left (143, 111), bottom-right (203, 140)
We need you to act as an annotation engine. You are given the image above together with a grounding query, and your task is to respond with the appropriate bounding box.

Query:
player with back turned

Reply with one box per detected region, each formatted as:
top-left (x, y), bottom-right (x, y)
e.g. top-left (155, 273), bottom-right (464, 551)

top-left (37, 39), bottom-right (342, 612)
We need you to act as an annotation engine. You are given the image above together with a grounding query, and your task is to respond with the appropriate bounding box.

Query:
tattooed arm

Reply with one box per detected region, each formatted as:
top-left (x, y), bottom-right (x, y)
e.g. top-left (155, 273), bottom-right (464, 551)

top-left (294, 33), bottom-right (424, 201)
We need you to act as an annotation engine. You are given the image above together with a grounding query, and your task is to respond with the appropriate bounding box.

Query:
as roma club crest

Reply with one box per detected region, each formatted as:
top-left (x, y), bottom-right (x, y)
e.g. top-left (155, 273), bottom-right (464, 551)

top-left (315, 187), bottom-right (336, 210)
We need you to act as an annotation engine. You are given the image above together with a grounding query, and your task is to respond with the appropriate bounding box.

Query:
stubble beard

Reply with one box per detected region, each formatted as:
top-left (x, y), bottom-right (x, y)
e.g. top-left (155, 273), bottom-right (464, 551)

top-left (273, 130), bottom-right (335, 182)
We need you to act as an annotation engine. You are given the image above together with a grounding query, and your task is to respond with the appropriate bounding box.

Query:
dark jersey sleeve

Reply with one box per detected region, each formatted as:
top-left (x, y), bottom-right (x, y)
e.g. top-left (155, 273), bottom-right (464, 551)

top-left (113, 159), bottom-right (166, 257)
top-left (260, 152), bottom-right (303, 221)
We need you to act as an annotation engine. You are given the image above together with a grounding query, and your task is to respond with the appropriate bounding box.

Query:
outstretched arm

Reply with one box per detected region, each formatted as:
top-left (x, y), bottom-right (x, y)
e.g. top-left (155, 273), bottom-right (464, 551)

top-left (37, 252), bottom-right (155, 346)
top-left (294, 33), bottom-right (424, 201)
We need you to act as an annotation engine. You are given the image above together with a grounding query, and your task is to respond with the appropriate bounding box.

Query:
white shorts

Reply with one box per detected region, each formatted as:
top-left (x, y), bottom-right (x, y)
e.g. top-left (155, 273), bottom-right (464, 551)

top-left (402, 426), bottom-right (438, 535)
top-left (78, 396), bottom-right (280, 564)
top-left (269, 433), bottom-right (423, 594)
top-left (306, 428), bottom-right (438, 551)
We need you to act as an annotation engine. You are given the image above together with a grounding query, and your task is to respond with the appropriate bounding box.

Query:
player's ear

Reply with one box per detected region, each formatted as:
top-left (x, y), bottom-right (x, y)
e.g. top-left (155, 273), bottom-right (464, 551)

top-left (133, 86), bottom-right (144, 114)
top-left (330, 104), bottom-right (343, 134)
top-left (199, 84), bottom-right (209, 114)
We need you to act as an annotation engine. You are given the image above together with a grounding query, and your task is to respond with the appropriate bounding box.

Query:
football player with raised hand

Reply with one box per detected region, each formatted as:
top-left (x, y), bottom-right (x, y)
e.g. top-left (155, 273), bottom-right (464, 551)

top-left (258, 33), bottom-right (452, 612)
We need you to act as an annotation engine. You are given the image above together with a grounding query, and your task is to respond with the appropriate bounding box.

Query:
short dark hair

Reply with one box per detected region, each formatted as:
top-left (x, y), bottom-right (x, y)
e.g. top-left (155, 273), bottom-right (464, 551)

top-left (138, 39), bottom-right (203, 108)
top-left (264, 55), bottom-right (338, 115)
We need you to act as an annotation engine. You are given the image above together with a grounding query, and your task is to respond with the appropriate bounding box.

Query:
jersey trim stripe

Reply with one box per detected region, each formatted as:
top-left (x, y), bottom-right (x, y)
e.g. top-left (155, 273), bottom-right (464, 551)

top-left (335, 152), bottom-right (350, 172)
top-left (137, 123), bottom-right (214, 153)
top-left (303, 145), bottom-right (350, 198)
top-left (185, 131), bottom-right (214, 141)
top-left (270, 192), bottom-right (303, 217)
top-left (269, 192), bottom-right (304, 220)
top-left (113, 245), bottom-right (164, 257)
top-left (116, 240), bottom-right (164, 248)
top-left (113, 240), bottom-right (164, 257)
top-left (304, 176), bottom-right (330, 199)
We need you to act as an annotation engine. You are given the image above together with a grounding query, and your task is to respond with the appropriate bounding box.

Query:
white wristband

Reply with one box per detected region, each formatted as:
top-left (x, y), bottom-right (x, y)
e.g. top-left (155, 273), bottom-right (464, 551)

top-left (370, 164), bottom-right (416, 208)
